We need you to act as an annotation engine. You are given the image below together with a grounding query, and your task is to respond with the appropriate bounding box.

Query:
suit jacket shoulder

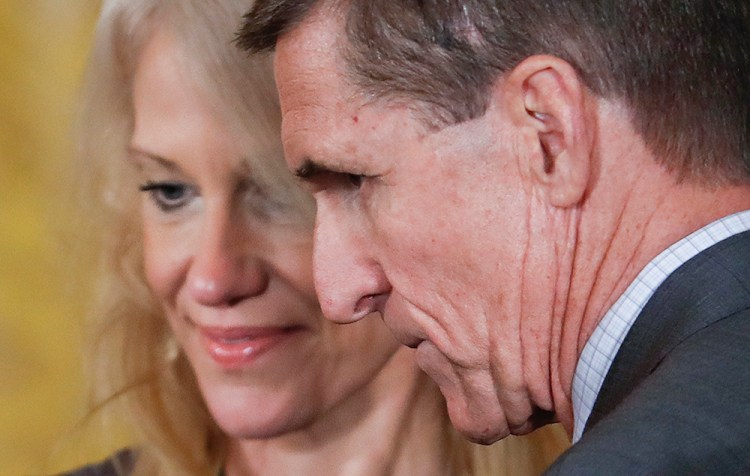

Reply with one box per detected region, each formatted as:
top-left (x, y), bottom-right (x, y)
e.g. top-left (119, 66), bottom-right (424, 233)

top-left (546, 231), bottom-right (750, 475)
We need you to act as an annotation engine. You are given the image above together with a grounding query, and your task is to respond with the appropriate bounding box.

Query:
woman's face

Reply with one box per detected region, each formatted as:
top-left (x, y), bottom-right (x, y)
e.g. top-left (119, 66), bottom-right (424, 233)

top-left (129, 30), bottom-right (402, 439)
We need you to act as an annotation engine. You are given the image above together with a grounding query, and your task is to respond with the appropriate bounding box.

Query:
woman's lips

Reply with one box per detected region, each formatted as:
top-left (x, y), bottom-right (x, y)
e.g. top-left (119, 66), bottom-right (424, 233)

top-left (198, 325), bottom-right (303, 368)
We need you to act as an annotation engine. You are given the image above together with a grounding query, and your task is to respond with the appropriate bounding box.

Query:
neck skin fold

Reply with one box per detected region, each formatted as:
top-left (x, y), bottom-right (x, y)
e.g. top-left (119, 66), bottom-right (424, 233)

top-left (544, 103), bottom-right (750, 433)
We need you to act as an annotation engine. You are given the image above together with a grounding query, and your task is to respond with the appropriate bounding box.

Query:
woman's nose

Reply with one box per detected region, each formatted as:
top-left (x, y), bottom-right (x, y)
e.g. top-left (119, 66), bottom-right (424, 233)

top-left (187, 212), bottom-right (269, 307)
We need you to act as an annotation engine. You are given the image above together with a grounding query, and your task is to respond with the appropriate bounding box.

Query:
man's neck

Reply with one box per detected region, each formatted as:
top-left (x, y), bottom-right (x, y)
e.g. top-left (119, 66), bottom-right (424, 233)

top-left (549, 134), bottom-right (750, 433)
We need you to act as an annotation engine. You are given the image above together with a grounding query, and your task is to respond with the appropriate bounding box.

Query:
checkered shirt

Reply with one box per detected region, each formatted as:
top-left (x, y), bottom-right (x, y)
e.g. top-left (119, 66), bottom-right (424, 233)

top-left (571, 209), bottom-right (750, 442)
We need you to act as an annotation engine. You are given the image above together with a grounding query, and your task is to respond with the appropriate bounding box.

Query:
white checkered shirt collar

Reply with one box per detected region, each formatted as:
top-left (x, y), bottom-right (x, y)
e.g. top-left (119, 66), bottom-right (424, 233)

top-left (571, 209), bottom-right (750, 442)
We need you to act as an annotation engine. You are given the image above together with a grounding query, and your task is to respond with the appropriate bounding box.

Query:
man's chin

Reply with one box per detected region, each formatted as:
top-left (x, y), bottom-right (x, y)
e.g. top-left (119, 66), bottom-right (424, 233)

top-left (415, 341), bottom-right (512, 444)
top-left (445, 401), bottom-right (510, 445)
top-left (449, 404), bottom-right (557, 444)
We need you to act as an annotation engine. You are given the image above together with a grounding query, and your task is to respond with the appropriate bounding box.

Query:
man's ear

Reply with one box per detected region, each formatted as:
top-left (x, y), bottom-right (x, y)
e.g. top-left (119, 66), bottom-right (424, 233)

top-left (500, 55), bottom-right (593, 208)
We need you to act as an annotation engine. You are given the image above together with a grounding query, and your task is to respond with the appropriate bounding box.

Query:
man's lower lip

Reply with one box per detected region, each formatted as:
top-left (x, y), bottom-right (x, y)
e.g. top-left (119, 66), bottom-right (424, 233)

top-left (199, 328), bottom-right (300, 368)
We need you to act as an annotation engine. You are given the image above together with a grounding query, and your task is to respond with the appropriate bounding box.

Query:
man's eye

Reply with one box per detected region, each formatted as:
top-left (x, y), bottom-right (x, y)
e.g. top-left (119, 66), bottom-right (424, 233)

top-left (138, 181), bottom-right (195, 211)
top-left (346, 173), bottom-right (365, 188)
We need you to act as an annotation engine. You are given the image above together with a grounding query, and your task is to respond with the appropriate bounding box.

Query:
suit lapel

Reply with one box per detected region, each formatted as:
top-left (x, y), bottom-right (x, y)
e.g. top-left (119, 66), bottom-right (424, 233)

top-left (584, 230), bottom-right (750, 432)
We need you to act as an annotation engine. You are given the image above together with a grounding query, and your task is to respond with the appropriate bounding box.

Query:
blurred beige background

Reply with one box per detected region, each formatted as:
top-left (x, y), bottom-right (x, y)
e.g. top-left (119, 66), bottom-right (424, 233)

top-left (0, 1), bottom-right (129, 474)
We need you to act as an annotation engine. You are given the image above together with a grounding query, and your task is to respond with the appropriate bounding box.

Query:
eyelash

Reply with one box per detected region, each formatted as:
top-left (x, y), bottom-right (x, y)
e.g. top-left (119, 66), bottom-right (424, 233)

top-left (138, 181), bottom-right (195, 212)
top-left (346, 173), bottom-right (365, 188)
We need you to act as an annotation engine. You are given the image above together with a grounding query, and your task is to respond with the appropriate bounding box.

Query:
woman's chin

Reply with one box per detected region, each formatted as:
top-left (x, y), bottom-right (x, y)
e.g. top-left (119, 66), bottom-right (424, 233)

top-left (215, 411), bottom-right (313, 441)
top-left (203, 389), bottom-right (313, 440)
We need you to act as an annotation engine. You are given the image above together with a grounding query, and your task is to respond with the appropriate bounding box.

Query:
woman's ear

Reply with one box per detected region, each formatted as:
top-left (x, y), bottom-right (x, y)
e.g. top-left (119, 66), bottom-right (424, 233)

top-left (501, 55), bottom-right (594, 208)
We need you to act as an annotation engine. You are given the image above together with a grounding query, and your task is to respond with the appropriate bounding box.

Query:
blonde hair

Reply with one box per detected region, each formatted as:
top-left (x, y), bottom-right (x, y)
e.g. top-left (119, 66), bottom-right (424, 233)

top-left (75, 0), bottom-right (568, 474)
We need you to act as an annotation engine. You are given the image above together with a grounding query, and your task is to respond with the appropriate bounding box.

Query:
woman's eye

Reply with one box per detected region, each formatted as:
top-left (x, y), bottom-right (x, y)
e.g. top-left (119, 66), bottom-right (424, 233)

top-left (138, 181), bottom-right (194, 211)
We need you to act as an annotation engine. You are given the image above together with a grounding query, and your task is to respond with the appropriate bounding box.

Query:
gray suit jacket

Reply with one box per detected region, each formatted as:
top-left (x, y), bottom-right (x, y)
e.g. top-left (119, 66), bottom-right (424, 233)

top-left (546, 230), bottom-right (750, 475)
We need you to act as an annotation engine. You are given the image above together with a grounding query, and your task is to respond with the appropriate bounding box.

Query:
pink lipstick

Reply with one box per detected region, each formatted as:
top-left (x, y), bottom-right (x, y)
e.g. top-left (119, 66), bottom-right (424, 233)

top-left (199, 326), bottom-right (301, 368)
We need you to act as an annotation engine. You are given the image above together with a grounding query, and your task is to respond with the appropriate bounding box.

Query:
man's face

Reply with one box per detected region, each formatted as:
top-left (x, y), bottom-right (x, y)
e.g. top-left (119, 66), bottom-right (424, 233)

top-left (274, 13), bottom-right (550, 442)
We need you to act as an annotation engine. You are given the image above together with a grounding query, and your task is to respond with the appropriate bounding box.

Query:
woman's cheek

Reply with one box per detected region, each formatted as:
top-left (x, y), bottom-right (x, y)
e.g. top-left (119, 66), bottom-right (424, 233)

top-left (142, 225), bottom-right (185, 302)
top-left (270, 230), bottom-right (316, 300)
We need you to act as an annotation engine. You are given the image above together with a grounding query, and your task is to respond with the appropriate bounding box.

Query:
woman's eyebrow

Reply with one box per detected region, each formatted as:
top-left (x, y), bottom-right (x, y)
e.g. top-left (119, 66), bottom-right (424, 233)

top-left (127, 146), bottom-right (180, 172)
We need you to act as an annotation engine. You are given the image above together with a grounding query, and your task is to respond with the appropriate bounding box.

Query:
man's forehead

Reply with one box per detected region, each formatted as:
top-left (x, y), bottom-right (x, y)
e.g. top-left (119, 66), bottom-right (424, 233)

top-left (272, 6), bottom-right (432, 173)
top-left (275, 3), bottom-right (344, 68)
top-left (274, 8), bottom-right (350, 104)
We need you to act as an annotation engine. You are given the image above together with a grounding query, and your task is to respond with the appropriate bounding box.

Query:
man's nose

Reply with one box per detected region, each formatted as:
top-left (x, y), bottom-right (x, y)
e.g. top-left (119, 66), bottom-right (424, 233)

top-left (187, 211), bottom-right (269, 307)
top-left (312, 199), bottom-right (390, 323)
